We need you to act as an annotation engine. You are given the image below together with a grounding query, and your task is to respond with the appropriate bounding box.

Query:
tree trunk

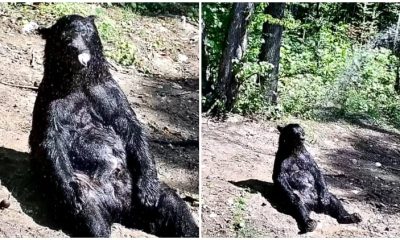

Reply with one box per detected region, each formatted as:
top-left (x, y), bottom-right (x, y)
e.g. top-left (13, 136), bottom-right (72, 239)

top-left (395, 12), bottom-right (400, 94)
top-left (259, 3), bottom-right (286, 105)
top-left (395, 59), bottom-right (400, 94)
top-left (201, 19), bottom-right (211, 100)
top-left (215, 3), bottom-right (254, 112)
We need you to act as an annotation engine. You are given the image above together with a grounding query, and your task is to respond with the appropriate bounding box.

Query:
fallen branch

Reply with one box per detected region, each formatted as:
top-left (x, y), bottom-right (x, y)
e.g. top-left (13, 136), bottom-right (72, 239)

top-left (168, 91), bottom-right (192, 96)
top-left (0, 81), bottom-right (38, 91)
top-left (141, 82), bottom-right (160, 88)
top-left (386, 166), bottom-right (400, 172)
top-left (151, 139), bottom-right (199, 147)
top-left (107, 60), bottom-right (130, 73)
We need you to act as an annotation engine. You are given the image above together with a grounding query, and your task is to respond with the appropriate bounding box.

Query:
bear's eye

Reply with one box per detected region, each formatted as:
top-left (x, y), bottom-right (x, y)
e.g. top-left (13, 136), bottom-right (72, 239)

top-left (81, 25), bottom-right (93, 37)
top-left (61, 31), bottom-right (74, 41)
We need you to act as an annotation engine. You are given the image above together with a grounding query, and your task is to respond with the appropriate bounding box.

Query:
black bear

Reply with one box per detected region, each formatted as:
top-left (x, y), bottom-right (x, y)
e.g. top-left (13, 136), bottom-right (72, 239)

top-left (29, 15), bottom-right (198, 237)
top-left (272, 124), bottom-right (361, 233)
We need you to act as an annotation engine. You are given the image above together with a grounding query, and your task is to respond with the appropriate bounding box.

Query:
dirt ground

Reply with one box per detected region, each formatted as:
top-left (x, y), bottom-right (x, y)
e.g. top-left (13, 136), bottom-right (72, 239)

top-left (201, 115), bottom-right (400, 237)
top-left (0, 7), bottom-right (199, 238)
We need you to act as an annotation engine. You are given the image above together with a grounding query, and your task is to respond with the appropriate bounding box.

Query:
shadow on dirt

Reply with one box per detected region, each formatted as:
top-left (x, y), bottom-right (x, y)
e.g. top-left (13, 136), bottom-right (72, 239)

top-left (143, 75), bottom-right (199, 140)
top-left (0, 147), bottom-right (60, 231)
top-left (229, 179), bottom-right (277, 205)
top-left (229, 179), bottom-right (303, 232)
top-left (351, 120), bottom-right (400, 139)
top-left (140, 75), bottom-right (199, 192)
top-left (325, 128), bottom-right (400, 215)
top-left (229, 178), bottom-right (370, 234)
top-left (310, 107), bottom-right (400, 131)
top-left (150, 141), bottom-right (199, 172)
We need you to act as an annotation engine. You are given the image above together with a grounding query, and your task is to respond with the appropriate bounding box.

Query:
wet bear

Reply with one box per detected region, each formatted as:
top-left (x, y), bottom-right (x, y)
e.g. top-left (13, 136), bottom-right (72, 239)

top-left (29, 15), bottom-right (198, 237)
top-left (273, 124), bottom-right (361, 233)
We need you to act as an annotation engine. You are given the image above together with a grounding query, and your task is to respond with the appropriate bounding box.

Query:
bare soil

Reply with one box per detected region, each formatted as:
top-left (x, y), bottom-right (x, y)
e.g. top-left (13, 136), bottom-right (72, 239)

top-left (201, 115), bottom-right (400, 237)
top-left (0, 7), bottom-right (199, 238)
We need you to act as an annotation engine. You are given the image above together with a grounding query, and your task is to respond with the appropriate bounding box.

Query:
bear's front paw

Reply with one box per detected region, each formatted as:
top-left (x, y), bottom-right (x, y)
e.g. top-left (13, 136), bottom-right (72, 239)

top-left (299, 219), bottom-right (317, 233)
top-left (338, 213), bottom-right (362, 224)
top-left (137, 178), bottom-right (160, 207)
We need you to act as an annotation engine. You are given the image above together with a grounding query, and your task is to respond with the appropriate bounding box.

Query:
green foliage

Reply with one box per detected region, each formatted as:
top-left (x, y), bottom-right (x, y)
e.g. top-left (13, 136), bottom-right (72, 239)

top-left (230, 191), bottom-right (261, 237)
top-left (279, 75), bottom-right (329, 119)
top-left (232, 194), bottom-right (249, 237)
top-left (234, 79), bottom-right (264, 115)
top-left (203, 3), bottom-right (232, 79)
top-left (337, 48), bottom-right (400, 125)
top-left (281, 16), bottom-right (352, 79)
top-left (38, 2), bottom-right (95, 16)
top-left (278, 19), bottom-right (353, 119)
top-left (280, 37), bottom-right (400, 127)
top-left (96, 18), bottom-right (119, 41)
top-left (233, 61), bottom-right (273, 114)
top-left (203, 3), bottom-right (281, 114)
top-left (107, 40), bottom-right (136, 66)
top-left (202, 3), bottom-right (232, 111)
top-left (235, 61), bottom-right (273, 81)
top-left (117, 3), bottom-right (199, 20)
top-left (11, 3), bottom-right (138, 66)
top-left (203, 2), bottom-right (400, 129)
top-left (245, 3), bottom-right (300, 63)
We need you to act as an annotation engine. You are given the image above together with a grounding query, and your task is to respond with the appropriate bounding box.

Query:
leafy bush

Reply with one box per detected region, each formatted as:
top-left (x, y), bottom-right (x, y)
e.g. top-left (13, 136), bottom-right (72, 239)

top-left (203, 3), bottom-right (400, 128)
top-left (278, 21), bottom-right (353, 119)
top-left (280, 42), bottom-right (400, 127)
top-left (107, 40), bottom-right (136, 66)
top-left (279, 74), bottom-right (329, 119)
top-left (117, 3), bottom-right (199, 20)
top-left (336, 48), bottom-right (400, 125)
top-left (5, 3), bottom-right (143, 66)
top-left (202, 3), bottom-right (232, 111)
top-left (233, 61), bottom-right (273, 114)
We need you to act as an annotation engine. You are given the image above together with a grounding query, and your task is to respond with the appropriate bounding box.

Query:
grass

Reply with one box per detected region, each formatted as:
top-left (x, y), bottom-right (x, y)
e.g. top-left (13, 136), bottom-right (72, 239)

top-left (39, 3), bottom-right (137, 66)
top-left (0, 2), bottom-right (198, 74)
top-left (231, 191), bottom-right (261, 237)
top-left (1, 3), bottom-right (138, 67)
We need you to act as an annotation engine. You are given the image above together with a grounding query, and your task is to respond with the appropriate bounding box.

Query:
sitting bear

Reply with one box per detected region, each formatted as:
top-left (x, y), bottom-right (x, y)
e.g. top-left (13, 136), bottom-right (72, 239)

top-left (29, 15), bottom-right (198, 237)
top-left (272, 124), bottom-right (361, 233)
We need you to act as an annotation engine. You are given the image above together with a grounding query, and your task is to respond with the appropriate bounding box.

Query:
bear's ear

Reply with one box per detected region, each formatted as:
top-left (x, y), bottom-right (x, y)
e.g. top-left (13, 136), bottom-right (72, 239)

top-left (277, 125), bottom-right (283, 132)
top-left (37, 27), bottom-right (50, 39)
top-left (87, 15), bottom-right (96, 23)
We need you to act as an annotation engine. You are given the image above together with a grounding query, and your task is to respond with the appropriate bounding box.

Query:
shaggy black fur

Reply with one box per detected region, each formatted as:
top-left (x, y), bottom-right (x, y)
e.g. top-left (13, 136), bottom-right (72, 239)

top-left (29, 15), bottom-right (198, 237)
top-left (273, 124), bottom-right (361, 233)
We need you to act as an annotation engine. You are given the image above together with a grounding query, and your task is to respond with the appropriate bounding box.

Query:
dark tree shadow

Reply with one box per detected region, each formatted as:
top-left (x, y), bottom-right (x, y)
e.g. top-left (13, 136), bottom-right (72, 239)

top-left (308, 107), bottom-right (400, 131)
top-left (325, 129), bottom-right (400, 215)
top-left (137, 75), bottom-right (199, 193)
top-left (349, 118), bottom-right (400, 139)
top-left (0, 147), bottom-right (61, 231)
